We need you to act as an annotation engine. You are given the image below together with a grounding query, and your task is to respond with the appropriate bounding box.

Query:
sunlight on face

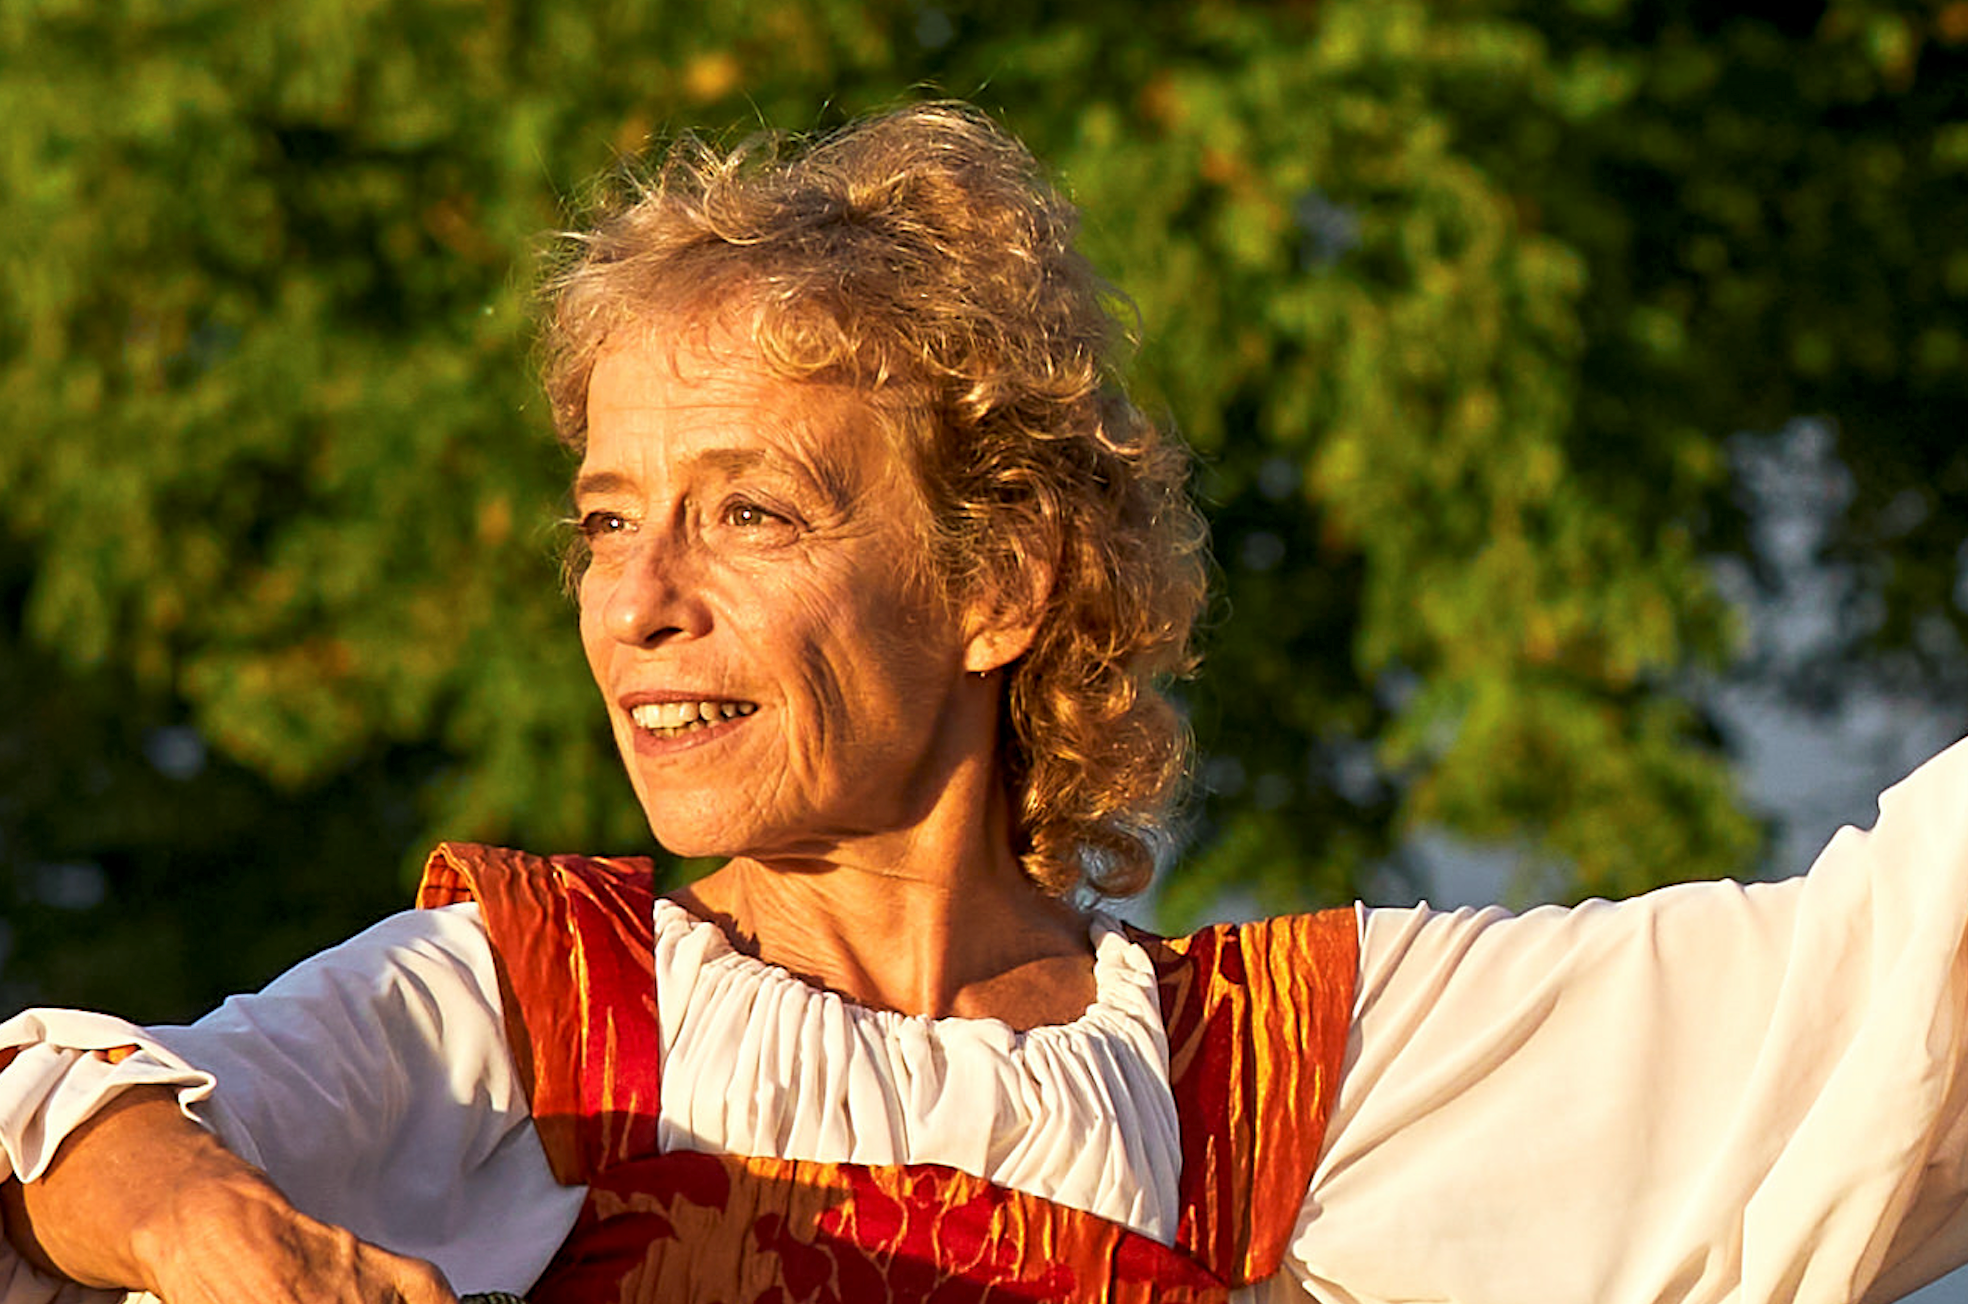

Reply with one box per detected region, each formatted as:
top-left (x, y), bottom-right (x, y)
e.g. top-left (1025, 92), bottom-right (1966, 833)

top-left (575, 323), bottom-right (987, 864)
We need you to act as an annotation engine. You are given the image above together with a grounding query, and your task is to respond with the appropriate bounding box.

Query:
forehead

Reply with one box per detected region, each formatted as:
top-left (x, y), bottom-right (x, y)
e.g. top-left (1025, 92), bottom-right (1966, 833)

top-left (581, 323), bottom-right (888, 491)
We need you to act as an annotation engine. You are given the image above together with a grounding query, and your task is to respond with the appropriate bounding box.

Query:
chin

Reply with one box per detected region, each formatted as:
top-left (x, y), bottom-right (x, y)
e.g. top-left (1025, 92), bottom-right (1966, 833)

top-left (633, 792), bottom-right (767, 862)
top-left (643, 827), bottom-right (733, 861)
top-left (634, 806), bottom-right (727, 860)
top-left (643, 810), bottom-right (842, 866)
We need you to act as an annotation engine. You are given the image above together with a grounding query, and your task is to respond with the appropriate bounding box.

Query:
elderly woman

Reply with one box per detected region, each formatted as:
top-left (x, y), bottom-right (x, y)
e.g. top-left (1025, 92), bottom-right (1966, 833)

top-left (6, 102), bottom-right (1968, 1304)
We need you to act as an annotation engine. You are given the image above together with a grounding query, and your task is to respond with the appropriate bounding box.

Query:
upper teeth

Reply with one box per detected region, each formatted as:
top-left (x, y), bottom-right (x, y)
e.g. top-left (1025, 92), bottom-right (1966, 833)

top-left (630, 700), bottom-right (758, 731)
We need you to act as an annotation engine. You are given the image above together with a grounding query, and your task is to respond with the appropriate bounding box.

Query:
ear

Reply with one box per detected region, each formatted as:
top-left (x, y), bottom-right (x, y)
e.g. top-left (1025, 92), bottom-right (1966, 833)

top-left (959, 559), bottom-right (1053, 676)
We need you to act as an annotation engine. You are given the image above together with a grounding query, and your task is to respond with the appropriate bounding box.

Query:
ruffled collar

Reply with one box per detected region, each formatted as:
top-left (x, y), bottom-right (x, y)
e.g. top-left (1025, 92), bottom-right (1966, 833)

top-left (649, 897), bottom-right (1183, 1241)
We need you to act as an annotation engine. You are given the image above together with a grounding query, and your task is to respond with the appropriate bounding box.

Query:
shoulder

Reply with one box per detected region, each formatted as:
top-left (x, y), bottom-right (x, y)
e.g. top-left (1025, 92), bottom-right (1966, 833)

top-left (414, 844), bottom-right (668, 1185)
top-left (1123, 907), bottom-right (1361, 990)
top-left (415, 841), bottom-right (662, 913)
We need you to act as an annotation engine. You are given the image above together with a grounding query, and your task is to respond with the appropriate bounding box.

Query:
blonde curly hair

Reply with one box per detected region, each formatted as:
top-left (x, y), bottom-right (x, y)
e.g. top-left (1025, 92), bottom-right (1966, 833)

top-left (542, 102), bottom-right (1206, 898)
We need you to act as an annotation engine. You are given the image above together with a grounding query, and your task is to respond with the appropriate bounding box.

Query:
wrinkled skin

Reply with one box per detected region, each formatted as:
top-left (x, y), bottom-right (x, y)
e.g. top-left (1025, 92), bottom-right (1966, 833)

top-left (576, 322), bottom-right (1095, 1029)
top-left (1, 1087), bottom-right (458, 1303)
top-left (575, 324), bottom-right (991, 868)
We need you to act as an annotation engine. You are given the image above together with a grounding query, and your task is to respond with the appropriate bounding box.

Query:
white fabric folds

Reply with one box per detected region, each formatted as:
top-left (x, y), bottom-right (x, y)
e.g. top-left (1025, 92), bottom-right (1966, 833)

top-left (0, 906), bottom-right (579, 1301)
top-left (651, 900), bottom-right (1181, 1241)
top-left (4, 735), bottom-right (1968, 1303)
top-left (1296, 732), bottom-right (1968, 1303)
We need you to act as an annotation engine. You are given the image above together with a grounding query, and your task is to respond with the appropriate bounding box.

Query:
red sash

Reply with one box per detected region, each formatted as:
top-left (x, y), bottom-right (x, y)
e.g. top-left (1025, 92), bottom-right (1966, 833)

top-left (420, 843), bottom-right (1357, 1303)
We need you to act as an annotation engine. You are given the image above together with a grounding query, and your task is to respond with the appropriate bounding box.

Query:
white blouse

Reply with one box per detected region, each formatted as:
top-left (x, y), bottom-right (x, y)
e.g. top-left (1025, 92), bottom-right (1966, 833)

top-left (6, 735), bottom-right (1968, 1303)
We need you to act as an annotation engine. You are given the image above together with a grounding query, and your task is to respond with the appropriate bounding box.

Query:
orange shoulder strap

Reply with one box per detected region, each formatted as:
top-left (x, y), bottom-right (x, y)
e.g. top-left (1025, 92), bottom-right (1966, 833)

top-left (1134, 909), bottom-right (1359, 1284)
top-left (417, 841), bottom-right (664, 1186)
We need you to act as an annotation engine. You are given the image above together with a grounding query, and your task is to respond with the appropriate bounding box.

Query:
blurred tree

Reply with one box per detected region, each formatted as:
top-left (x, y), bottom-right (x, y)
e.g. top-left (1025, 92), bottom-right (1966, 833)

top-left (1476, 0), bottom-right (1968, 709)
top-left (0, 0), bottom-right (1959, 1016)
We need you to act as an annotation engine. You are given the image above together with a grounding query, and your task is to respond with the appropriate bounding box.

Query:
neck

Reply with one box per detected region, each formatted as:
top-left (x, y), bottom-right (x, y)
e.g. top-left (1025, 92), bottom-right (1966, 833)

top-left (673, 763), bottom-right (1096, 1029)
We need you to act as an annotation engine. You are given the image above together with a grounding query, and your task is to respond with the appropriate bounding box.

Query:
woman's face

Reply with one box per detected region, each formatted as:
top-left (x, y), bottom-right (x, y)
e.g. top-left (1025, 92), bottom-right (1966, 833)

top-left (576, 324), bottom-right (997, 863)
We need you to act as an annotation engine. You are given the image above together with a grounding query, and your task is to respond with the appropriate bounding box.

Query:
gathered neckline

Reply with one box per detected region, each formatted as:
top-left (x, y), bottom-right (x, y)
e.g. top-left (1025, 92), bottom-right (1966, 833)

top-left (648, 893), bottom-right (1182, 1240)
top-left (649, 894), bottom-right (1153, 1039)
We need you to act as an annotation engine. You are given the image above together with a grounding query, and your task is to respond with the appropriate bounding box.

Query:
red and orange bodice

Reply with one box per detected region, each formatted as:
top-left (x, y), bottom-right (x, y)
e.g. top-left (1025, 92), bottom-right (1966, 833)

top-left (419, 843), bottom-right (1357, 1304)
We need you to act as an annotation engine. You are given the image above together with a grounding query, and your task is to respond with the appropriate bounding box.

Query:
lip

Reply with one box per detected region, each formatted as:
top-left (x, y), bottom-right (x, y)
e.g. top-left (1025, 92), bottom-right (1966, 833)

top-left (615, 689), bottom-right (759, 758)
top-left (618, 689), bottom-right (752, 708)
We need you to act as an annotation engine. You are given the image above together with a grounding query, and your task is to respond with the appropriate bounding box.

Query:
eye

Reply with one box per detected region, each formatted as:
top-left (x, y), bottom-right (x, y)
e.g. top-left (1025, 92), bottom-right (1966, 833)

top-left (576, 509), bottom-right (634, 539)
top-left (722, 500), bottom-right (788, 529)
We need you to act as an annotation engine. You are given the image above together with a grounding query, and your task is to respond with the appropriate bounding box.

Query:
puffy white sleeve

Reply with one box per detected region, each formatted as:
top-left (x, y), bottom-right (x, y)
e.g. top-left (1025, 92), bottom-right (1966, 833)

top-left (0, 904), bottom-right (584, 1303)
top-left (1286, 734), bottom-right (1968, 1304)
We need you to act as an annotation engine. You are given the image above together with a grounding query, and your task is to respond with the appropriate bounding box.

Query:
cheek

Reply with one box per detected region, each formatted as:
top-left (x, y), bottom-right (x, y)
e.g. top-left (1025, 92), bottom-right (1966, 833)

top-left (820, 591), bottom-right (966, 722)
top-left (579, 626), bottom-right (636, 740)
top-left (754, 594), bottom-right (856, 742)
top-left (576, 575), bottom-right (611, 667)
top-left (747, 579), bottom-right (929, 733)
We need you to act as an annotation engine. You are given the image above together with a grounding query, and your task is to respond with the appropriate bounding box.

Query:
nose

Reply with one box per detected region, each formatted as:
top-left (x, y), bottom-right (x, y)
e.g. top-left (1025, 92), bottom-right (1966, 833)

top-left (590, 534), bottom-right (714, 648)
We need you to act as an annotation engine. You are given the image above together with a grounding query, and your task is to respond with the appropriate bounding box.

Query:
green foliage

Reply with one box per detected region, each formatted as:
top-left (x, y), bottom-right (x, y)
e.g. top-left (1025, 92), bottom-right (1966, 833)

top-left (3, 0), bottom-right (1962, 1015)
top-left (1484, 0), bottom-right (1968, 706)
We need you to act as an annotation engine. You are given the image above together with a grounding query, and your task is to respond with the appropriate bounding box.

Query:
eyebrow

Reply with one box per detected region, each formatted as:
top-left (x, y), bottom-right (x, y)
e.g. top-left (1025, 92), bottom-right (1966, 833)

top-left (573, 446), bottom-right (853, 507)
top-left (572, 469), bottom-right (634, 501)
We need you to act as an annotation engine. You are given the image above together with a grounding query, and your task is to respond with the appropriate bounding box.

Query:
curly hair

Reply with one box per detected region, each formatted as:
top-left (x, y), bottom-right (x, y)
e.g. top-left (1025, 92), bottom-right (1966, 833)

top-left (542, 102), bottom-right (1206, 898)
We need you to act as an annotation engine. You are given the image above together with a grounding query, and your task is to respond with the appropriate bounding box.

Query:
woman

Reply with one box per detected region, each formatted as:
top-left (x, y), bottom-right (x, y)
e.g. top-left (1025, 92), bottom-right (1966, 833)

top-left (5, 102), bottom-right (1968, 1304)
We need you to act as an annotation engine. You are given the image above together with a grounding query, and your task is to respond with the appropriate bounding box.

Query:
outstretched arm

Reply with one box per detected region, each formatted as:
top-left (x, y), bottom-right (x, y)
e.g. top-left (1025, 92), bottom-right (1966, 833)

top-left (0, 904), bottom-right (583, 1301)
top-left (3, 1085), bottom-right (457, 1302)
top-left (1291, 734), bottom-right (1968, 1304)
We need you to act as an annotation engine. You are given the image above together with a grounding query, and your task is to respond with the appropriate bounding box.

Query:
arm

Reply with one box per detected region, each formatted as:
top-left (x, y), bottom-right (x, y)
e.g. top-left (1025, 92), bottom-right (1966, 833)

top-left (1289, 734), bottom-right (1968, 1304)
top-left (2, 1086), bottom-right (455, 1302)
top-left (0, 905), bottom-right (583, 1301)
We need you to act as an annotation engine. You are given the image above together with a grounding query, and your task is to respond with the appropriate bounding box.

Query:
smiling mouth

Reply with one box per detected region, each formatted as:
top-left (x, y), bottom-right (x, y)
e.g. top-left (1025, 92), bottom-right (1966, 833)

top-left (628, 700), bottom-right (759, 738)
